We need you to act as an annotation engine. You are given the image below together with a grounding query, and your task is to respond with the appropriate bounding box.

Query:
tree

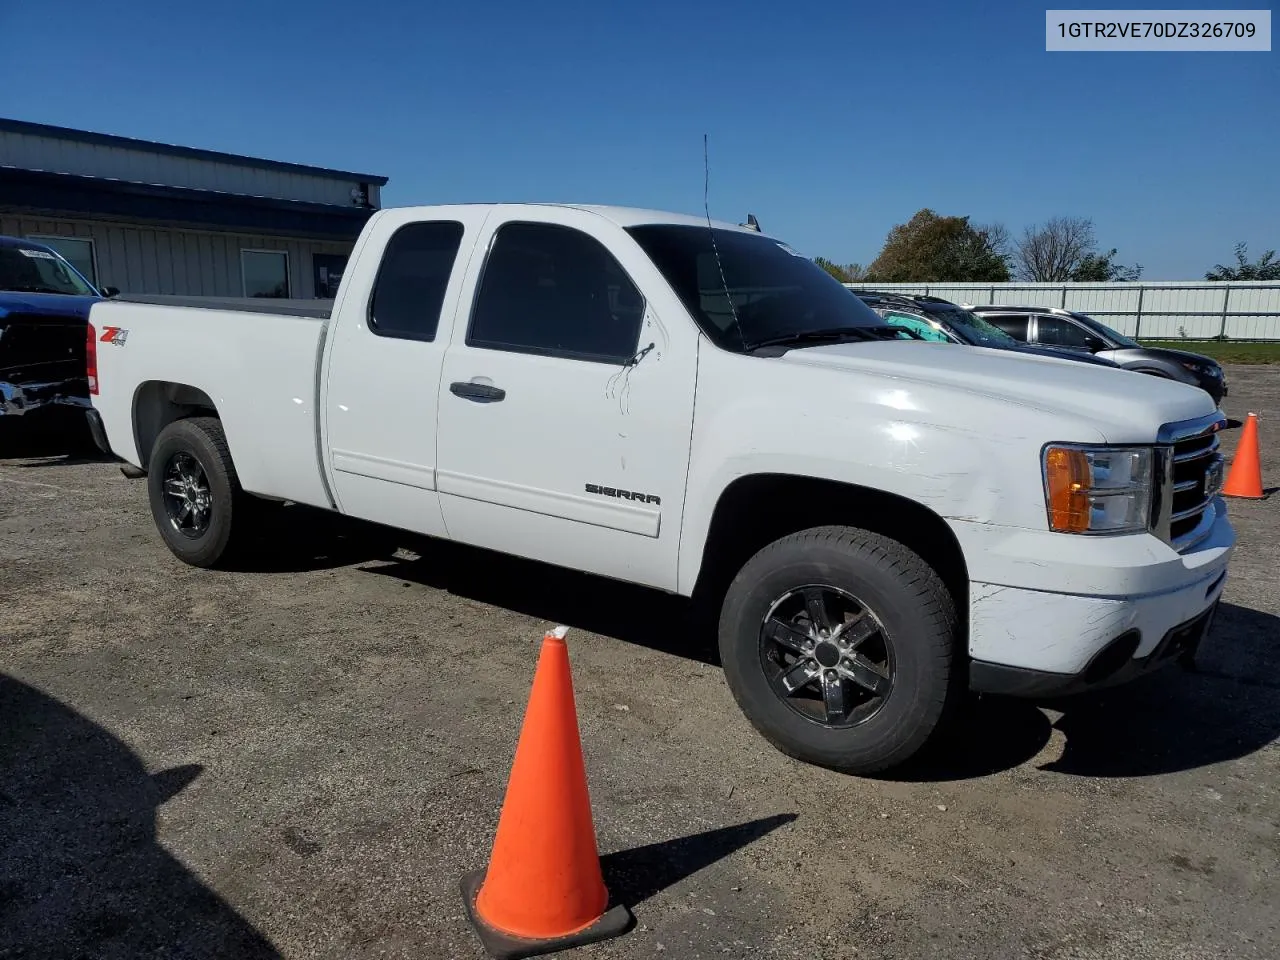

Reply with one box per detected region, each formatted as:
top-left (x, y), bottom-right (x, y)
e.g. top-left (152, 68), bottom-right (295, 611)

top-left (981, 222), bottom-right (1011, 260)
top-left (1071, 248), bottom-right (1142, 282)
top-left (1014, 216), bottom-right (1094, 281)
top-left (865, 209), bottom-right (1011, 282)
top-left (1014, 216), bottom-right (1140, 282)
top-left (814, 257), bottom-right (869, 282)
top-left (1205, 242), bottom-right (1280, 281)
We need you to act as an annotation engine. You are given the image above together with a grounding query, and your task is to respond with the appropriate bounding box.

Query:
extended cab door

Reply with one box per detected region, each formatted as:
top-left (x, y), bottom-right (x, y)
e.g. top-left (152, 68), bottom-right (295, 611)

top-left (321, 207), bottom-right (490, 536)
top-left (434, 207), bottom-right (699, 591)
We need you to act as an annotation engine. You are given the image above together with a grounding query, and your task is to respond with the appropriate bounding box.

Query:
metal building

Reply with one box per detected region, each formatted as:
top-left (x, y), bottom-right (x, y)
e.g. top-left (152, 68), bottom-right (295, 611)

top-left (0, 118), bottom-right (388, 300)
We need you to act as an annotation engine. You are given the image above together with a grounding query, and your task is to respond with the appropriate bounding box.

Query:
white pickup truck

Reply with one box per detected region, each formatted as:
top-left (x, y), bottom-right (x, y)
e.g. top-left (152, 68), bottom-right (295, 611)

top-left (84, 203), bottom-right (1235, 774)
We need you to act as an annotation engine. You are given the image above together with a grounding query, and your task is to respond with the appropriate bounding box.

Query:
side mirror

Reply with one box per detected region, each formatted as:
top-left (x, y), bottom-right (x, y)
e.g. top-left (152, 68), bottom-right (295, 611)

top-left (100, 286), bottom-right (120, 298)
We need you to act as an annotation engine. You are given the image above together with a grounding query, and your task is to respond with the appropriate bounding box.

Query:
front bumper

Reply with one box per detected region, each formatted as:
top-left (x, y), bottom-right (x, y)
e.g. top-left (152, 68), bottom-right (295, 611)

top-left (954, 501), bottom-right (1234, 697)
top-left (970, 599), bottom-right (1219, 697)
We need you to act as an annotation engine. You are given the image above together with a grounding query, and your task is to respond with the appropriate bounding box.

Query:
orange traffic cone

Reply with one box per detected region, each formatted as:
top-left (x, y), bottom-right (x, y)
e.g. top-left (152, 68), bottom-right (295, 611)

top-left (1222, 412), bottom-right (1265, 499)
top-left (461, 626), bottom-right (632, 959)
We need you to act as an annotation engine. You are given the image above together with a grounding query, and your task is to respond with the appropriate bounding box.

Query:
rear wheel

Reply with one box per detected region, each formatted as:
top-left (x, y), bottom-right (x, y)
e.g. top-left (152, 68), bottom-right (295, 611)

top-left (147, 417), bottom-right (246, 568)
top-left (718, 525), bottom-right (958, 774)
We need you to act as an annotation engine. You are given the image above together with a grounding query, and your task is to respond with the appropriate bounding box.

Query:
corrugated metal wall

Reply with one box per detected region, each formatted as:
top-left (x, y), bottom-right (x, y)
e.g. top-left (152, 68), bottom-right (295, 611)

top-left (0, 214), bottom-right (353, 299)
top-left (844, 281), bottom-right (1280, 340)
top-left (0, 128), bottom-right (380, 207)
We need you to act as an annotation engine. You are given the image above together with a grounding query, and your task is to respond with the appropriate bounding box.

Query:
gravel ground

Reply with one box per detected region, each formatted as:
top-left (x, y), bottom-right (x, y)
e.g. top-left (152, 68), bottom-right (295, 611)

top-left (2, 369), bottom-right (1277, 960)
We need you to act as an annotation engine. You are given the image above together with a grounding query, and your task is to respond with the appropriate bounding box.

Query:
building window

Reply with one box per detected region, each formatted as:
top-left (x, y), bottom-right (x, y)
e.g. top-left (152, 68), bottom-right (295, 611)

top-left (28, 236), bottom-right (97, 286)
top-left (241, 249), bottom-right (290, 298)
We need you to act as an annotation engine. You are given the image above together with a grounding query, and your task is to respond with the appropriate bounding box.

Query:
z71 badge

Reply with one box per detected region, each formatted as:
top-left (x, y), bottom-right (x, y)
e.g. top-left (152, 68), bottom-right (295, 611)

top-left (585, 483), bottom-right (661, 506)
top-left (99, 326), bottom-right (129, 345)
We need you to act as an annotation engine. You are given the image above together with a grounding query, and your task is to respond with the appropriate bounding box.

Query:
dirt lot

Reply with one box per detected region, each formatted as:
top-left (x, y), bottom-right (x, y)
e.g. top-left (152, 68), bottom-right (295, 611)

top-left (2, 370), bottom-right (1278, 960)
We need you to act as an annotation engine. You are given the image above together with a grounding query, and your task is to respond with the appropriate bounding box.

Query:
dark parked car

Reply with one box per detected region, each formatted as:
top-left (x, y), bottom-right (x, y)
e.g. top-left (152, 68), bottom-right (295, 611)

top-left (0, 235), bottom-right (115, 422)
top-left (854, 293), bottom-right (1123, 367)
top-left (966, 304), bottom-right (1227, 405)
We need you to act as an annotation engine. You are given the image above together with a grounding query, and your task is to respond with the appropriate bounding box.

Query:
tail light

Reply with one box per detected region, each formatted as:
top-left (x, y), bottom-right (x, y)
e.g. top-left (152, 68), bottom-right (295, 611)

top-left (86, 322), bottom-right (99, 395)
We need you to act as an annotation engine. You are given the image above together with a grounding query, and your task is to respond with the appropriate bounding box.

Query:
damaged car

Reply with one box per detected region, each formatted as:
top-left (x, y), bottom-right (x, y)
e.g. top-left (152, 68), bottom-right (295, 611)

top-left (1, 235), bottom-right (115, 421)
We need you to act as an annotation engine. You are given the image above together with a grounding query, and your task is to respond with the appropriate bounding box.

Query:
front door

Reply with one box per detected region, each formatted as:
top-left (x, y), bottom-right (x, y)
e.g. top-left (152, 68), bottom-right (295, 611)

top-left (434, 208), bottom-right (698, 591)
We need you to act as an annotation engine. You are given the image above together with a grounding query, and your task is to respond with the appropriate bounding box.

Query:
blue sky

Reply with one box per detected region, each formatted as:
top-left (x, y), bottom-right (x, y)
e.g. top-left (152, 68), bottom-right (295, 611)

top-left (2, 1), bottom-right (1275, 278)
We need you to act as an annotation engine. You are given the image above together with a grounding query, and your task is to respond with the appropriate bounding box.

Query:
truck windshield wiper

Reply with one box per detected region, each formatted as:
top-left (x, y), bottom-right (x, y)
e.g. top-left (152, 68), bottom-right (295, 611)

top-left (747, 326), bottom-right (900, 353)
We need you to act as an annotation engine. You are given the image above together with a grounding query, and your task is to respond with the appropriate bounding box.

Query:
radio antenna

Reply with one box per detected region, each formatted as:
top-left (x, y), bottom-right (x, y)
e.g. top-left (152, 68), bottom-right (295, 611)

top-left (704, 134), bottom-right (746, 349)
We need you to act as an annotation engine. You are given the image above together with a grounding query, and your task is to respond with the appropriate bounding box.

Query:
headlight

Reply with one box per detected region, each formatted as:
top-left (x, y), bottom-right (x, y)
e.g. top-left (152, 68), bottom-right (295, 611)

top-left (1042, 445), bottom-right (1155, 534)
top-left (1181, 361), bottom-right (1221, 378)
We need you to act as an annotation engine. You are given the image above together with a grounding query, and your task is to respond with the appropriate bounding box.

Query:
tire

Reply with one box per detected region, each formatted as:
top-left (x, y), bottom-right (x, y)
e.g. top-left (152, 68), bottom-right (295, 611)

top-left (718, 525), bottom-right (958, 775)
top-left (146, 417), bottom-right (247, 568)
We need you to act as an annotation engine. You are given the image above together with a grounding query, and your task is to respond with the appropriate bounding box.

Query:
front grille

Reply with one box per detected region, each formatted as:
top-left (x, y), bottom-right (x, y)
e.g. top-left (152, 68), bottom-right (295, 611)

top-left (1167, 430), bottom-right (1223, 551)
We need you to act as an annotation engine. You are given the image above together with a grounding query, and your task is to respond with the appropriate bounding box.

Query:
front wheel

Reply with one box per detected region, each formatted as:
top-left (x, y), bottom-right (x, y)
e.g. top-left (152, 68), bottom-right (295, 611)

top-left (146, 417), bottom-right (247, 568)
top-left (718, 526), bottom-right (958, 774)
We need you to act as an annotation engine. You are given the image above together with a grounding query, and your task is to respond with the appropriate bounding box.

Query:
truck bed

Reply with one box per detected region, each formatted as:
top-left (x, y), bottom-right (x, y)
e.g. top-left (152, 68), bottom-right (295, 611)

top-left (88, 297), bottom-right (332, 509)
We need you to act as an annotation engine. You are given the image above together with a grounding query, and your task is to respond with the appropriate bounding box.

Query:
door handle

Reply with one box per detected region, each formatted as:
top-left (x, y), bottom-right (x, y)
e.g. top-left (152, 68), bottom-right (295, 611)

top-left (450, 381), bottom-right (506, 403)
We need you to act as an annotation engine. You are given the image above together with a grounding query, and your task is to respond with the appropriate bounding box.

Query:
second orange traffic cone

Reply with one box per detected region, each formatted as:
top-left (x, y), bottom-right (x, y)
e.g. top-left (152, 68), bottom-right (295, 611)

top-left (1222, 412), bottom-right (1265, 499)
top-left (460, 626), bottom-right (632, 959)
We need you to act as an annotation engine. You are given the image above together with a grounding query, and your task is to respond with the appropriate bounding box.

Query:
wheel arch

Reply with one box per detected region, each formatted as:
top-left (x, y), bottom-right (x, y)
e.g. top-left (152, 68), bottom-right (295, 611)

top-left (689, 473), bottom-right (969, 628)
top-left (132, 380), bottom-right (219, 470)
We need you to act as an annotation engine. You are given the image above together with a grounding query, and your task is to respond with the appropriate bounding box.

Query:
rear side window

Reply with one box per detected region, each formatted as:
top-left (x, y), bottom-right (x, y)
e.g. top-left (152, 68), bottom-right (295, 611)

top-left (1036, 316), bottom-right (1094, 348)
top-left (983, 313), bottom-right (1030, 340)
top-left (468, 222), bottom-right (645, 363)
top-left (368, 221), bottom-right (465, 341)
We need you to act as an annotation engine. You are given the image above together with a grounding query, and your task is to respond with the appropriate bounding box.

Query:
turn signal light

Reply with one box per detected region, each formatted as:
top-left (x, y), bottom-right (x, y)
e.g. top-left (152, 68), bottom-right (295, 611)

top-left (1044, 447), bottom-right (1091, 532)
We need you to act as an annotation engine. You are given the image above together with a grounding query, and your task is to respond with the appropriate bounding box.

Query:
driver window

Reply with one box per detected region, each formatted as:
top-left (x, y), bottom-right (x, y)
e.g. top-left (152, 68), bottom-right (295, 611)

top-left (469, 222), bottom-right (645, 363)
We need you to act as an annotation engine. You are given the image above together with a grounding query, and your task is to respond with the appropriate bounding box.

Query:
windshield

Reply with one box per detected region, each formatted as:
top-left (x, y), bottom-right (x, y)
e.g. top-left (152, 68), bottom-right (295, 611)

top-left (938, 306), bottom-right (1020, 348)
top-left (1072, 312), bottom-right (1138, 348)
top-left (0, 245), bottom-right (98, 296)
top-left (880, 310), bottom-right (954, 343)
top-left (624, 225), bottom-right (885, 350)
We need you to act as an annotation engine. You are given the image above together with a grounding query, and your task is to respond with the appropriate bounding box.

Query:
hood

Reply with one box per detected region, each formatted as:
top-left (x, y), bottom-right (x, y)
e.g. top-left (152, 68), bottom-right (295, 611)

top-left (776, 339), bottom-right (1215, 441)
top-left (1135, 345), bottom-right (1221, 369)
top-left (1011, 343), bottom-right (1118, 367)
top-left (0, 291), bottom-right (101, 322)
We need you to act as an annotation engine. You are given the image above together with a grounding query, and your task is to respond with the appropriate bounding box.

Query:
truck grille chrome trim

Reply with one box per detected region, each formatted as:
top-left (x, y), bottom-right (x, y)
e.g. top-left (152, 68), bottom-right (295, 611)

top-left (1154, 412), bottom-right (1228, 553)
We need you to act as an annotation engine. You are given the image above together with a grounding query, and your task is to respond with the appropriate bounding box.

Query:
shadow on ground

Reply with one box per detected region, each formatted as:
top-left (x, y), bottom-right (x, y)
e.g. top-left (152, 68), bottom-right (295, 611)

top-left (0, 412), bottom-right (109, 464)
top-left (226, 508), bottom-right (1280, 782)
top-left (601, 814), bottom-right (797, 907)
top-left (220, 504), bottom-right (409, 575)
top-left (228, 504), bottom-right (717, 662)
top-left (0, 675), bottom-right (280, 959)
top-left (364, 538), bottom-right (717, 666)
top-left (893, 602), bottom-right (1280, 782)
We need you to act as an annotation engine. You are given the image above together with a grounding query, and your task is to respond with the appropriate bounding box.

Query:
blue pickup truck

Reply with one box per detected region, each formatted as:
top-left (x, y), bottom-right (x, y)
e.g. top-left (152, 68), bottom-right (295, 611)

top-left (0, 235), bottom-right (116, 421)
